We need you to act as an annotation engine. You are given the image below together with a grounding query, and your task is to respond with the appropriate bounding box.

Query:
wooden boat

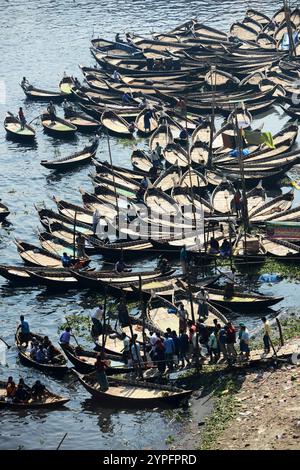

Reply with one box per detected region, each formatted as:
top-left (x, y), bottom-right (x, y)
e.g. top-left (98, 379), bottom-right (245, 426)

top-left (0, 265), bottom-right (35, 284)
top-left (227, 106), bottom-right (252, 129)
top-left (205, 68), bottom-right (240, 89)
top-left (40, 142), bottom-right (98, 171)
top-left (71, 268), bottom-right (173, 291)
top-left (171, 186), bottom-right (214, 216)
top-left (153, 165), bottom-right (182, 192)
top-left (190, 141), bottom-right (209, 166)
top-left (59, 343), bottom-right (133, 375)
top-left (135, 108), bottom-right (159, 136)
top-left (4, 112), bottom-right (36, 141)
top-left (15, 239), bottom-right (63, 268)
top-left (53, 197), bottom-right (94, 227)
top-left (131, 149), bottom-right (153, 173)
top-left (179, 169), bottom-right (208, 191)
top-left (192, 121), bottom-right (211, 145)
top-left (264, 205), bottom-right (300, 223)
top-left (59, 76), bottom-right (75, 95)
top-left (41, 113), bottom-right (77, 138)
top-left (15, 328), bottom-right (68, 376)
top-left (0, 201), bottom-right (10, 222)
top-left (230, 22), bottom-right (259, 41)
top-left (65, 112), bottom-right (101, 132)
top-left (0, 381), bottom-right (69, 409)
top-left (260, 236), bottom-right (300, 259)
top-left (25, 268), bottom-right (79, 289)
top-left (211, 179), bottom-right (235, 214)
top-left (74, 371), bottom-right (192, 406)
top-left (203, 287), bottom-right (283, 313)
top-left (144, 187), bottom-right (179, 217)
top-left (250, 191), bottom-right (294, 223)
top-left (93, 158), bottom-right (145, 180)
top-left (21, 83), bottom-right (66, 102)
top-left (38, 230), bottom-right (90, 261)
top-left (101, 110), bottom-right (134, 137)
top-left (245, 9), bottom-right (270, 26)
top-left (163, 143), bottom-right (189, 168)
top-left (247, 181), bottom-right (266, 215)
top-left (88, 239), bottom-right (155, 260)
top-left (36, 206), bottom-right (93, 235)
top-left (279, 104), bottom-right (300, 120)
top-left (149, 124), bottom-right (173, 151)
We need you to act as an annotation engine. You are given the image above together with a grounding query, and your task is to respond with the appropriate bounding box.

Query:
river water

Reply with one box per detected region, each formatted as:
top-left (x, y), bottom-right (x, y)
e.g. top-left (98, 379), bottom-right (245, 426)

top-left (0, 0), bottom-right (299, 450)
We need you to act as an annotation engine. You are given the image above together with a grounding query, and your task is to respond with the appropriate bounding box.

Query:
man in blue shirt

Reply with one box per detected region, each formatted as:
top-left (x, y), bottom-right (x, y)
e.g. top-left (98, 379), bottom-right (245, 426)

top-left (19, 315), bottom-right (30, 347)
top-left (59, 327), bottom-right (72, 346)
top-left (164, 333), bottom-right (175, 371)
top-left (61, 252), bottom-right (72, 268)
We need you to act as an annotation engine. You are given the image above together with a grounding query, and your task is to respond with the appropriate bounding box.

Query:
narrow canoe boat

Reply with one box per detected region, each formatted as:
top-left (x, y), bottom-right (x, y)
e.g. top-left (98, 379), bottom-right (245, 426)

top-left (135, 108), bottom-right (159, 136)
top-left (21, 84), bottom-right (66, 102)
top-left (101, 110), bottom-right (134, 137)
top-left (163, 143), bottom-right (189, 168)
top-left (191, 121), bottom-right (211, 144)
top-left (59, 343), bottom-right (133, 375)
top-left (88, 239), bottom-right (154, 260)
top-left (260, 236), bottom-right (300, 259)
top-left (205, 68), bottom-right (240, 89)
top-left (203, 288), bottom-right (283, 313)
top-left (179, 169), bottom-right (208, 191)
top-left (171, 186), bottom-right (214, 216)
top-left (25, 268), bottom-right (79, 289)
top-left (190, 141), bottom-right (209, 166)
top-left (230, 22), bottom-right (260, 41)
top-left (131, 149), bottom-right (153, 173)
top-left (211, 179), bottom-right (235, 214)
top-left (15, 239), bottom-right (63, 268)
top-left (264, 205), bottom-right (300, 223)
top-left (247, 181), bottom-right (266, 215)
top-left (249, 191), bottom-right (294, 223)
top-left (65, 112), bottom-right (101, 132)
top-left (0, 381), bottom-right (69, 409)
top-left (53, 197), bottom-right (94, 227)
top-left (144, 187), bottom-right (180, 217)
top-left (15, 328), bottom-right (68, 376)
top-left (59, 76), bottom-right (75, 95)
top-left (38, 231), bottom-right (91, 261)
top-left (36, 206), bottom-right (94, 235)
top-left (149, 124), bottom-right (173, 151)
top-left (246, 9), bottom-right (270, 26)
top-left (40, 142), bottom-right (98, 171)
top-left (153, 165), bottom-right (182, 192)
top-left (0, 265), bottom-right (35, 284)
top-left (4, 112), bottom-right (36, 141)
top-left (227, 106), bottom-right (252, 129)
top-left (0, 202), bottom-right (10, 222)
top-left (74, 371), bottom-right (192, 406)
top-left (41, 113), bottom-right (77, 138)
top-left (93, 158), bottom-right (146, 180)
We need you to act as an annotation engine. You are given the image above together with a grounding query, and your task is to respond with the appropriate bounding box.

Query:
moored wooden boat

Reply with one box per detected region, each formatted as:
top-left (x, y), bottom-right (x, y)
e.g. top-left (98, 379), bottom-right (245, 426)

top-left (101, 109), bottom-right (134, 137)
top-left (0, 201), bottom-right (10, 222)
top-left (211, 179), bottom-right (235, 214)
top-left (40, 142), bottom-right (98, 171)
top-left (21, 83), bottom-right (66, 102)
top-left (74, 371), bottom-right (192, 406)
top-left (14, 239), bottom-right (63, 268)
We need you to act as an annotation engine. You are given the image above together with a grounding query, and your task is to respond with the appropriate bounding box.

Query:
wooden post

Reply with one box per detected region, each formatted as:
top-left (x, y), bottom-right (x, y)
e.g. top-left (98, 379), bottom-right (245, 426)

top-left (73, 211), bottom-right (77, 260)
top-left (276, 318), bottom-right (284, 347)
top-left (101, 287), bottom-right (108, 359)
top-left (207, 64), bottom-right (216, 169)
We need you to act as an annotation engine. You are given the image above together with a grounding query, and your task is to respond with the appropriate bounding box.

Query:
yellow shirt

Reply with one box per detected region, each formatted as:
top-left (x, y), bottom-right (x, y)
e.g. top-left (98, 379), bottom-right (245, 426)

top-left (264, 321), bottom-right (271, 336)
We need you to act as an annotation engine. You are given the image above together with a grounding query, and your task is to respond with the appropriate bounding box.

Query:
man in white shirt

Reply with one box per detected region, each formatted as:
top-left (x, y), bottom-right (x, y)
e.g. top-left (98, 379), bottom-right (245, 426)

top-left (224, 268), bottom-right (236, 299)
top-left (149, 331), bottom-right (158, 359)
top-left (121, 332), bottom-right (130, 364)
top-left (91, 305), bottom-right (104, 336)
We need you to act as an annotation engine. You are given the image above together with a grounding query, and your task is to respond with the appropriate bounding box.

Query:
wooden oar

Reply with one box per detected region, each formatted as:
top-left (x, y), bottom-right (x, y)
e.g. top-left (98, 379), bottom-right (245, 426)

top-left (0, 337), bottom-right (11, 349)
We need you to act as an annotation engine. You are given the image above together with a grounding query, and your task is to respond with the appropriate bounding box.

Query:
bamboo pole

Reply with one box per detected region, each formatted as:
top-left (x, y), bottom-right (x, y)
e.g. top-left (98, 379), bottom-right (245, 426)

top-left (207, 64), bottom-right (216, 169)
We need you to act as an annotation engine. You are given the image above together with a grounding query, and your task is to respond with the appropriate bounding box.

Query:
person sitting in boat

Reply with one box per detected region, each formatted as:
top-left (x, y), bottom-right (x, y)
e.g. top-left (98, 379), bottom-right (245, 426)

top-left (115, 259), bottom-right (131, 274)
top-left (95, 354), bottom-right (109, 391)
top-left (220, 239), bottom-right (232, 258)
top-left (19, 315), bottom-right (31, 347)
top-left (30, 339), bottom-right (39, 360)
top-left (121, 332), bottom-right (130, 364)
top-left (21, 76), bottom-right (30, 89)
top-left (128, 122), bottom-right (136, 134)
top-left (36, 344), bottom-right (47, 364)
top-left (31, 380), bottom-right (46, 400)
top-left (6, 377), bottom-right (16, 401)
top-left (143, 108), bottom-right (153, 132)
top-left (208, 236), bottom-right (220, 254)
top-left (47, 101), bottom-right (57, 125)
top-left (157, 255), bottom-right (169, 275)
top-left (179, 128), bottom-right (188, 141)
top-left (18, 107), bottom-right (26, 130)
top-left (122, 91), bottom-right (132, 106)
top-left (61, 252), bottom-right (73, 268)
top-left (115, 33), bottom-right (123, 43)
top-left (117, 297), bottom-right (130, 327)
top-left (91, 305), bottom-right (104, 336)
top-left (46, 342), bottom-right (57, 363)
top-left (62, 99), bottom-right (74, 118)
top-left (13, 382), bottom-right (29, 404)
top-left (59, 327), bottom-right (72, 347)
top-left (223, 268), bottom-right (236, 299)
top-left (76, 233), bottom-right (86, 259)
top-left (112, 69), bottom-right (121, 83)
